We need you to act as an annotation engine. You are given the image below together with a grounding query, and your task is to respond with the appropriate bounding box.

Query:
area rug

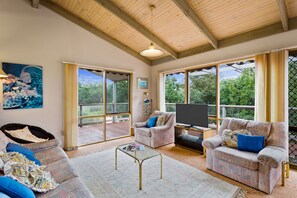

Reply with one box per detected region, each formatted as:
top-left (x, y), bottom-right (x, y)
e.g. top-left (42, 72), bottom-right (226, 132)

top-left (69, 149), bottom-right (245, 198)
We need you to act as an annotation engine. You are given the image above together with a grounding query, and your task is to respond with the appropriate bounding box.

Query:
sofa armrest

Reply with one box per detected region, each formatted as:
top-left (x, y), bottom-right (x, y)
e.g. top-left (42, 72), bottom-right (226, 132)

top-left (257, 146), bottom-right (287, 168)
top-left (202, 135), bottom-right (223, 149)
top-left (133, 122), bottom-right (147, 128)
top-left (21, 139), bottom-right (61, 153)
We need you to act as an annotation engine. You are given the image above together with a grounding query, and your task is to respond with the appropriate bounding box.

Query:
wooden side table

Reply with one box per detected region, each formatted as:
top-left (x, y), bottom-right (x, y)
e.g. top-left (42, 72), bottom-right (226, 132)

top-left (282, 161), bottom-right (290, 186)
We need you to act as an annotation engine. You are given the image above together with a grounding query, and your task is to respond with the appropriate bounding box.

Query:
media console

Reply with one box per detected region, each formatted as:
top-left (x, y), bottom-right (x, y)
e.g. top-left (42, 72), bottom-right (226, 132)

top-left (174, 125), bottom-right (212, 156)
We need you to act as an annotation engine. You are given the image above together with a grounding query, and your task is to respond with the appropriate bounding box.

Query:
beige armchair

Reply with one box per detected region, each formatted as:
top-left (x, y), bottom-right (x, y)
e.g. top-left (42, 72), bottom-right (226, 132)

top-left (202, 118), bottom-right (288, 194)
top-left (133, 110), bottom-right (175, 148)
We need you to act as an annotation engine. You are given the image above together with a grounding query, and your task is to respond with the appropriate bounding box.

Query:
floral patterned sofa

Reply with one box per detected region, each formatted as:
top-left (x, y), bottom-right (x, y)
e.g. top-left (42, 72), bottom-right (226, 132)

top-left (202, 118), bottom-right (288, 194)
top-left (0, 130), bottom-right (93, 198)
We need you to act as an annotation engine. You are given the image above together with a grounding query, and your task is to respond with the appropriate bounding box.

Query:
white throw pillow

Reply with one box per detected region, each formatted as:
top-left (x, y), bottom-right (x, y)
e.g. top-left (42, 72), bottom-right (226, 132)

top-left (5, 127), bottom-right (48, 143)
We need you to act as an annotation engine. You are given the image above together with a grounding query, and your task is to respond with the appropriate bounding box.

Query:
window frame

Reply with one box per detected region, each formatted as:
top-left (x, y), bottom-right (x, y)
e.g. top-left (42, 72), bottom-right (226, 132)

top-left (160, 57), bottom-right (255, 131)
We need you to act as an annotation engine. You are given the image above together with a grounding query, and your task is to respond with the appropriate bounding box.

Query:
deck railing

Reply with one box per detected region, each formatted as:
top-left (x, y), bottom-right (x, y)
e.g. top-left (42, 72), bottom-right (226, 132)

top-left (78, 103), bottom-right (129, 126)
top-left (165, 103), bottom-right (255, 120)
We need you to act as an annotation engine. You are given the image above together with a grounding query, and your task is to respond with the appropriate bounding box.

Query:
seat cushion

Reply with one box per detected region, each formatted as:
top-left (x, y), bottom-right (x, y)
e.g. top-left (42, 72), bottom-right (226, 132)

top-left (35, 177), bottom-right (94, 198)
top-left (45, 158), bottom-right (79, 183)
top-left (136, 128), bottom-right (151, 137)
top-left (35, 147), bottom-right (67, 165)
top-left (213, 147), bottom-right (259, 170)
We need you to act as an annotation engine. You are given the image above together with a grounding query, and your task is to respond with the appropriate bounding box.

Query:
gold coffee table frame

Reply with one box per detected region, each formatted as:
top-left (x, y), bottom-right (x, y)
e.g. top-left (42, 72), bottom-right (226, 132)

top-left (115, 143), bottom-right (162, 190)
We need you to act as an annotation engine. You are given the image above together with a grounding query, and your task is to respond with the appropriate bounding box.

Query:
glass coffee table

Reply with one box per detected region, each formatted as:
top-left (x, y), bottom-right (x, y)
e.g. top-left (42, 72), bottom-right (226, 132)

top-left (115, 143), bottom-right (162, 190)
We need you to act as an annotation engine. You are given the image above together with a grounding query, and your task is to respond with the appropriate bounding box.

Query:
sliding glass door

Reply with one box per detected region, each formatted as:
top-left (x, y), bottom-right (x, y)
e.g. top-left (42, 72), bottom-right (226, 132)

top-left (105, 71), bottom-right (131, 140)
top-left (77, 68), bottom-right (131, 146)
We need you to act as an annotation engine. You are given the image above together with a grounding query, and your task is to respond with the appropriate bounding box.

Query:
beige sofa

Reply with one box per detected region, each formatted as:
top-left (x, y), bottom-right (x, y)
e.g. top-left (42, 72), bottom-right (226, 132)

top-left (202, 118), bottom-right (288, 194)
top-left (0, 131), bottom-right (93, 198)
top-left (134, 110), bottom-right (176, 148)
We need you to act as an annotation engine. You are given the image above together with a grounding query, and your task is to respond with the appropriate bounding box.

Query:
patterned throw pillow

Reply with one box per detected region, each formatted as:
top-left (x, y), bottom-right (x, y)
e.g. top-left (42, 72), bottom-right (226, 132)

top-left (0, 152), bottom-right (58, 193)
top-left (156, 115), bottom-right (166, 126)
top-left (222, 129), bottom-right (252, 148)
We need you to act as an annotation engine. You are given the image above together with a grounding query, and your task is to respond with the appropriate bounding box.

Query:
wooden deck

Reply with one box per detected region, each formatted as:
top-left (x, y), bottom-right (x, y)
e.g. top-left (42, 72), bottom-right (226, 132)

top-left (78, 121), bottom-right (130, 146)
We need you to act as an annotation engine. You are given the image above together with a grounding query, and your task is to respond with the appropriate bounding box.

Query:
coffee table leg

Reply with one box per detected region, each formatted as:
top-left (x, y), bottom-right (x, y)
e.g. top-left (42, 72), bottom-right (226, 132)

top-left (160, 154), bottom-right (163, 179)
top-left (115, 148), bottom-right (118, 170)
top-left (139, 161), bottom-right (142, 190)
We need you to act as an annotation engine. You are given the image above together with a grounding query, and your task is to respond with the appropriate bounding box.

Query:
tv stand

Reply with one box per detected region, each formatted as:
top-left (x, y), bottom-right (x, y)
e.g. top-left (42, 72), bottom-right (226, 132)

top-left (174, 125), bottom-right (212, 156)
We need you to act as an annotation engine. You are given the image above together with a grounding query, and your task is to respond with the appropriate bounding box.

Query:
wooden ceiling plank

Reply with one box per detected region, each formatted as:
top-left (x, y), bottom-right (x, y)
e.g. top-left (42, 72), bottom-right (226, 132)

top-left (39, 0), bottom-right (151, 66)
top-left (32, 0), bottom-right (39, 8)
top-left (172, 0), bottom-right (218, 49)
top-left (94, 0), bottom-right (178, 59)
top-left (152, 16), bottom-right (297, 66)
top-left (276, 0), bottom-right (289, 31)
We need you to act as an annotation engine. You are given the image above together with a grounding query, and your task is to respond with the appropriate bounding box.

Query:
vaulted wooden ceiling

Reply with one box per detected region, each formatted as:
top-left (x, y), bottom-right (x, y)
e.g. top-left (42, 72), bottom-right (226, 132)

top-left (35, 0), bottom-right (297, 66)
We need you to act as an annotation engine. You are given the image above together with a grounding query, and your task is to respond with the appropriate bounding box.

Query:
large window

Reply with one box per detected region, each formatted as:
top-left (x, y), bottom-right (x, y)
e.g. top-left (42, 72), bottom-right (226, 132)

top-left (188, 66), bottom-right (217, 127)
top-left (164, 72), bottom-right (185, 112)
top-left (219, 60), bottom-right (255, 120)
top-left (162, 59), bottom-right (256, 128)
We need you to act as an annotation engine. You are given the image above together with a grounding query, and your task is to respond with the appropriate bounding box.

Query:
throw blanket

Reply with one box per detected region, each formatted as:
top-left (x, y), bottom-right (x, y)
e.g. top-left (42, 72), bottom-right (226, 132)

top-left (0, 152), bottom-right (58, 192)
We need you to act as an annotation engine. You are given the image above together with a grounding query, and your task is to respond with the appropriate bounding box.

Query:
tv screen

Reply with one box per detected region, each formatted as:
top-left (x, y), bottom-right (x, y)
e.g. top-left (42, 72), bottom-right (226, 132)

top-left (176, 104), bottom-right (208, 127)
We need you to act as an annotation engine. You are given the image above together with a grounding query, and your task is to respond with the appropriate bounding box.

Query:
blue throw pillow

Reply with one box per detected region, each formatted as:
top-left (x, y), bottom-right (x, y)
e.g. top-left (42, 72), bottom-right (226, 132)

top-left (146, 116), bottom-right (158, 128)
top-left (0, 176), bottom-right (35, 198)
top-left (6, 143), bottom-right (41, 166)
top-left (238, 134), bottom-right (265, 153)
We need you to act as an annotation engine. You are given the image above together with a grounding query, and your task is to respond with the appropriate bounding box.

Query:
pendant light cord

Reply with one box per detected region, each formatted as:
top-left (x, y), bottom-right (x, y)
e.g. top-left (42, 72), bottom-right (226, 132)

top-left (149, 5), bottom-right (155, 44)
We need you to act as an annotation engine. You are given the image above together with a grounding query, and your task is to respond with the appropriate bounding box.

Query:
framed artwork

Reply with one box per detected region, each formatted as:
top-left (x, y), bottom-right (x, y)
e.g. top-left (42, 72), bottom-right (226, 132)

top-left (137, 77), bottom-right (148, 89)
top-left (2, 62), bottom-right (43, 110)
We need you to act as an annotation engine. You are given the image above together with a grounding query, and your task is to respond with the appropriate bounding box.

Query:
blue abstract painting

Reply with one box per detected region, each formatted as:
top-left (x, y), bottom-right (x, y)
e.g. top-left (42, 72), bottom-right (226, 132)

top-left (2, 62), bottom-right (43, 110)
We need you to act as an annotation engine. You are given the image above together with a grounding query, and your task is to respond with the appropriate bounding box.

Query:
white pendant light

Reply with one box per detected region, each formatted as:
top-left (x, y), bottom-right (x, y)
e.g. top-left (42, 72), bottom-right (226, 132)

top-left (0, 68), bottom-right (8, 79)
top-left (140, 5), bottom-right (164, 58)
top-left (140, 42), bottom-right (163, 57)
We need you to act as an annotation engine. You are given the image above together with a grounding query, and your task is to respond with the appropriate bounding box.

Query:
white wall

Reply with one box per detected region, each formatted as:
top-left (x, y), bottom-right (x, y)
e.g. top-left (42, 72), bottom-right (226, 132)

top-left (151, 29), bottom-right (297, 110)
top-left (0, 0), bottom-right (151, 143)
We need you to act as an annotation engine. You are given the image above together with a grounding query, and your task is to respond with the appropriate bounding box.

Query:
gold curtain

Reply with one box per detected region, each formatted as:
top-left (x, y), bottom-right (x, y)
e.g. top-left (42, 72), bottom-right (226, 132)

top-left (64, 64), bottom-right (78, 150)
top-left (255, 50), bottom-right (288, 122)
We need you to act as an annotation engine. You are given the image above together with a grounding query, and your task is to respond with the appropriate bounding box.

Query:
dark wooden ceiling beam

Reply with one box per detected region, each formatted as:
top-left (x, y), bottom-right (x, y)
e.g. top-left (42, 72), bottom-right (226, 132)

top-left (94, 0), bottom-right (178, 59)
top-left (32, 0), bottom-right (39, 8)
top-left (172, 0), bottom-right (218, 49)
top-left (152, 16), bottom-right (297, 66)
top-left (276, 0), bottom-right (289, 31)
top-left (39, 0), bottom-right (151, 65)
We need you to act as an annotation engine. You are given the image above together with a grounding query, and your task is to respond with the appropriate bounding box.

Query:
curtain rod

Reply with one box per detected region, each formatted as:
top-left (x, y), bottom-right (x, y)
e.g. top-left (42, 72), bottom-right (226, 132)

top-left (62, 61), bottom-right (135, 74)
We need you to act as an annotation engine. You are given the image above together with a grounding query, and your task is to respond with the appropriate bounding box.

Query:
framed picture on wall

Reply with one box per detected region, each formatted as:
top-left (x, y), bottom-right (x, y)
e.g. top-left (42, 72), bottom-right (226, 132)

top-left (2, 62), bottom-right (43, 110)
top-left (137, 77), bottom-right (148, 89)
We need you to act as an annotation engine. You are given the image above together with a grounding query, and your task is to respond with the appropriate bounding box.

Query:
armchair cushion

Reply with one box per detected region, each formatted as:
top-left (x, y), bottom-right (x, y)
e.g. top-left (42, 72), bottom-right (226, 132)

top-left (202, 135), bottom-right (223, 149)
top-left (228, 118), bottom-right (248, 131)
top-left (246, 121), bottom-right (271, 139)
top-left (136, 128), bottom-right (151, 137)
top-left (214, 146), bottom-right (259, 170)
top-left (257, 146), bottom-right (287, 168)
top-left (150, 125), bottom-right (171, 134)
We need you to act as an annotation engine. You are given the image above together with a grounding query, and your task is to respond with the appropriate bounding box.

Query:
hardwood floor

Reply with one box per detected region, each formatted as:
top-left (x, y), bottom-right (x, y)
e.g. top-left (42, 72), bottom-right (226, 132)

top-left (67, 137), bottom-right (297, 198)
top-left (78, 121), bottom-right (130, 146)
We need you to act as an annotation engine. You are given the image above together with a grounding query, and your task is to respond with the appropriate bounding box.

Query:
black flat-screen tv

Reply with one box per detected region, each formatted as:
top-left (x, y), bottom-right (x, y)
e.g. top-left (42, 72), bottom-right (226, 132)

top-left (176, 104), bottom-right (208, 127)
